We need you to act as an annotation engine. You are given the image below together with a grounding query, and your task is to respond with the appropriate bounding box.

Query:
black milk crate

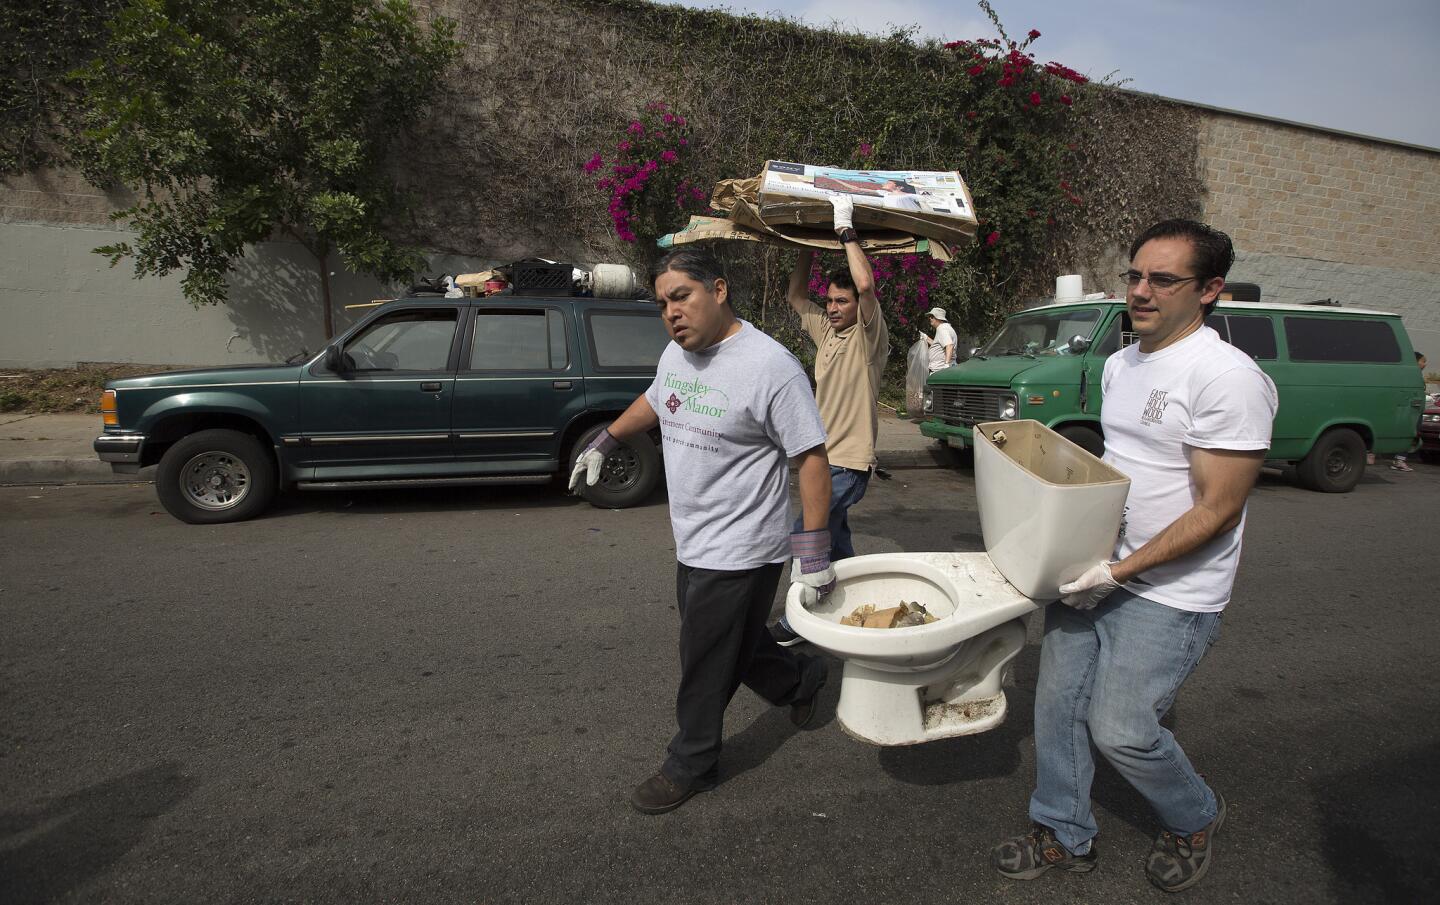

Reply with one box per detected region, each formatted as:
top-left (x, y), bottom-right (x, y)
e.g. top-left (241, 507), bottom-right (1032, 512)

top-left (510, 261), bottom-right (572, 296)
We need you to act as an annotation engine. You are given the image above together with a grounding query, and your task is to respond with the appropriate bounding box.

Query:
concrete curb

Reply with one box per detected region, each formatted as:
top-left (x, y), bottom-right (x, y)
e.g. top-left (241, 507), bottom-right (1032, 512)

top-left (0, 459), bottom-right (154, 486)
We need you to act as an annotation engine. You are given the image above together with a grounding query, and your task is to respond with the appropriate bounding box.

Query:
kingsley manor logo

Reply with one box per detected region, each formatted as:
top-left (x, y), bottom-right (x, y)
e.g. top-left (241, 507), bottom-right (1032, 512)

top-left (662, 372), bottom-right (731, 418)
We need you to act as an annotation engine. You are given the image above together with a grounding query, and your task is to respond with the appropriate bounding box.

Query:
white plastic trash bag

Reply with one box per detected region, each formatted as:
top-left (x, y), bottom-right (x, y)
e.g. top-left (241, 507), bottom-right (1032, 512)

top-left (905, 339), bottom-right (928, 418)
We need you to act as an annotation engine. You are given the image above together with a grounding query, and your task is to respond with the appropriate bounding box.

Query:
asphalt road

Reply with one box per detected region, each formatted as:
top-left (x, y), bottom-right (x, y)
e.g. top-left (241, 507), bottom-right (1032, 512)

top-left (2, 462), bottom-right (1438, 904)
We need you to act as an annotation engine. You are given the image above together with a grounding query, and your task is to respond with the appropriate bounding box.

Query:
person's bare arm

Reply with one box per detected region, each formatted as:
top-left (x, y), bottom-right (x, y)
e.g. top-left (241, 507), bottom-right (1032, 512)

top-left (1110, 447), bottom-right (1266, 583)
top-left (604, 394), bottom-right (660, 441)
top-left (840, 239), bottom-right (881, 327)
top-left (786, 250), bottom-right (816, 317)
top-left (792, 444), bottom-right (831, 531)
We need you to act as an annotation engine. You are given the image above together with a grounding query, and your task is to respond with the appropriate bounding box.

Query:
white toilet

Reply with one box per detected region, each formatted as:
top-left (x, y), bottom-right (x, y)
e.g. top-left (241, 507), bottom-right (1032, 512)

top-left (785, 420), bottom-right (1130, 746)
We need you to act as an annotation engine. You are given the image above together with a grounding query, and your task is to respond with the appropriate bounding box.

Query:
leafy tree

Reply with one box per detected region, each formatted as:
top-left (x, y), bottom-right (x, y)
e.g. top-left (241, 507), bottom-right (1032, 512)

top-left (71, 0), bottom-right (459, 337)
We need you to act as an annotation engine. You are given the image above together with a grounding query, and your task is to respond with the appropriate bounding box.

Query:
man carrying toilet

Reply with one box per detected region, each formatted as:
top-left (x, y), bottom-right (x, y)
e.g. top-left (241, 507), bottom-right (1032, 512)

top-left (767, 193), bottom-right (891, 648)
top-left (570, 248), bottom-right (834, 815)
top-left (991, 219), bottom-right (1277, 893)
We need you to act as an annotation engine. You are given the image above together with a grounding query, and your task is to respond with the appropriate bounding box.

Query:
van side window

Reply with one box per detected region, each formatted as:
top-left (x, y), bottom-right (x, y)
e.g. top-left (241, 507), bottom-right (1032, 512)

top-left (1284, 317), bottom-right (1401, 363)
top-left (1205, 313), bottom-right (1230, 343)
top-left (1222, 316), bottom-right (1277, 359)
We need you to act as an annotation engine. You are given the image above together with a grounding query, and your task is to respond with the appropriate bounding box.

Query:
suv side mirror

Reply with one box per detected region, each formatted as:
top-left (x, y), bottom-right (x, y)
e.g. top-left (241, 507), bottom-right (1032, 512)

top-left (324, 345), bottom-right (345, 372)
top-left (967, 346), bottom-right (981, 358)
top-left (1067, 334), bottom-right (1091, 353)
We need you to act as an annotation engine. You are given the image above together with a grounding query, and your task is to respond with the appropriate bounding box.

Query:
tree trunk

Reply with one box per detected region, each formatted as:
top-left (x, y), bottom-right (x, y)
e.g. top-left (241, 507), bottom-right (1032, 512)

top-left (315, 245), bottom-right (334, 339)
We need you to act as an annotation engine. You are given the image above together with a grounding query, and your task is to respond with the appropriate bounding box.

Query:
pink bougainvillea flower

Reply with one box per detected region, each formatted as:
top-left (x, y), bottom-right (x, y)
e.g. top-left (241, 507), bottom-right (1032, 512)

top-left (858, 141), bottom-right (873, 157)
top-left (582, 153), bottom-right (603, 173)
top-left (678, 137), bottom-right (689, 146)
top-left (663, 113), bottom-right (676, 124)
top-left (1028, 29), bottom-right (1041, 40)
top-left (998, 75), bottom-right (1014, 87)
top-left (676, 116), bottom-right (686, 126)
top-left (986, 231), bottom-right (1000, 247)
top-left (967, 64), bottom-right (985, 76)
top-left (1029, 91), bottom-right (1042, 106)
top-left (627, 121), bottom-right (644, 135)
top-left (617, 140), bottom-right (631, 152)
top-left (1059, 94), bottom-right (1072, 106)
top-left (660, 149), bottom-right (678, 163)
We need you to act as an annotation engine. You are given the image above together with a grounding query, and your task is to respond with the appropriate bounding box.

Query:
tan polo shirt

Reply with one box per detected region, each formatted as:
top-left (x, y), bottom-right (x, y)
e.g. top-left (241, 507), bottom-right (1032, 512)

top-left (799, 303), bottom-right (891, 471)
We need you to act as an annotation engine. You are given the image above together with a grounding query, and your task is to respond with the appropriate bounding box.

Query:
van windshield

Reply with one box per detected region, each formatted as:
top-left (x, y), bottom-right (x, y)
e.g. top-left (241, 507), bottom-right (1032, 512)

top-left (978, 307), bottom-right (1102, 358)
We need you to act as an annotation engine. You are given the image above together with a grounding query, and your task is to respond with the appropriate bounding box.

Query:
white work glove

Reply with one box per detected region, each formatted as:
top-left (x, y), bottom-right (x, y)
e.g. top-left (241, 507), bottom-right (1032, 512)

top-left (790, 528), bottom-right (836, 606)
top-left (568, 429), bottom-right (620, 493)
top-left (1057, 561), bottom-right (1120, 610)
top-left (829, 192), bottom-right (854, 233)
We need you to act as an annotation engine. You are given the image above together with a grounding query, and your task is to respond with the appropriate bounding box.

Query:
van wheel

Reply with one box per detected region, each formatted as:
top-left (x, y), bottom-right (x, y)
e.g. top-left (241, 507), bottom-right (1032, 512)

top-left (1296, 428), bottom-right (1365, 493)
top-left (156, 429), bottom-right (277, 523)
top-left (1058, 424), bottom-right (1105, 457)
top-left (569, 423), bottom-right (661, 509)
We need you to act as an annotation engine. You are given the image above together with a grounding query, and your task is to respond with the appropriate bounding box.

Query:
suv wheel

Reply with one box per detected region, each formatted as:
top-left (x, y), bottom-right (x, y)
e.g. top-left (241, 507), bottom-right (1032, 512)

top-left (570, 422), bottom-right (660, 509)
top-left (156, 429), bottom-right (278, 523)
top-left (1058, 424), bottom-right (1105, 458)
top-left (1296, 427), bottom-right (1365, 493)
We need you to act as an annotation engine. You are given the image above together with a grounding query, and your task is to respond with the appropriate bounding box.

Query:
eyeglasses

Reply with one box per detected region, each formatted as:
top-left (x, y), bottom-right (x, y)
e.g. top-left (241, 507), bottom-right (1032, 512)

top-left (1120, 270), bottom-right (1201, 293)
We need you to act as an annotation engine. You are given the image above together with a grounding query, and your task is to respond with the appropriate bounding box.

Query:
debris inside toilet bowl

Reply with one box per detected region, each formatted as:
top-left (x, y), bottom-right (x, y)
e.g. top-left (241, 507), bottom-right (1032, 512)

top-left (839, 601), bottom-right (938, 628)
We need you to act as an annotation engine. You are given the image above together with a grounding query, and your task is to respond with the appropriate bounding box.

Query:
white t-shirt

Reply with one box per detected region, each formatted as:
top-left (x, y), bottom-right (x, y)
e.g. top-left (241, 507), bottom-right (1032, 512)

top-left (1100, 326), bottom-right (1278, 612)
top-left (928, 322), bottom-right (958, 371)
top-left (645, 321), bottom-right (827, 570)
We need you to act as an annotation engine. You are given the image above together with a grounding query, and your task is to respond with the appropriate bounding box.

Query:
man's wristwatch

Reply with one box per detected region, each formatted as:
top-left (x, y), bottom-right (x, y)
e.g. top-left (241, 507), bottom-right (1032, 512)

top-left (837, 227), bottom-right (858, 244)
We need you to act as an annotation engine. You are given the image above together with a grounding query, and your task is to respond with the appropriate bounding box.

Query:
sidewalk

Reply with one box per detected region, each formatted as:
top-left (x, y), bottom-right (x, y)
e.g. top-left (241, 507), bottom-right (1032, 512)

top-left (0, 408), bottom-right (948, 486)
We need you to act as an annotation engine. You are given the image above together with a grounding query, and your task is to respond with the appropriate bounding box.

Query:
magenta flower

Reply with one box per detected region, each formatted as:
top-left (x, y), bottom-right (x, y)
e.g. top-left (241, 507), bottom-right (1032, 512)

top-left (660, 149), bottom-right (678, 163)
top-left (627, 121), bottom-right (644, 135)
top-left (618, 140), bottom-right (631, 152)
top-left (582, 153), bottom-right (603, 173)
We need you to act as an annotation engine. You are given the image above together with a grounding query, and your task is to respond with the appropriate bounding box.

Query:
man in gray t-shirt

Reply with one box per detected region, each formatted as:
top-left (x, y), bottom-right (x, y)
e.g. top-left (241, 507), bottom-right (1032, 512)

top-left (570, 249), bottom-right (835, 815)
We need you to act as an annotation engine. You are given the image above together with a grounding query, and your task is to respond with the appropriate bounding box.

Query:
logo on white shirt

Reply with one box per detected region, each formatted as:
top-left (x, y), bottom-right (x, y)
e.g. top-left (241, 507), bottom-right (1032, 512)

top-left (1140, 389), bottom-right (1170, 426)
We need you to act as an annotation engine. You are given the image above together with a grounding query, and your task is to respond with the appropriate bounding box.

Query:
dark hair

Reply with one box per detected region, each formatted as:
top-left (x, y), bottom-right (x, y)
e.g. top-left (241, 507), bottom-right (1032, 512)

top-left (651, 248), bottom-right (734, 307)
top-left (652, 248), bottom-right (725, 287)
top-left (1417, 351), bottom-right (1427, 361)
top-left (827, 267), bottom-right (857, 297)
top-left (883, 179), bottom-right (917, 194)
top-left (1128, 219), bottom-right (1235, 283)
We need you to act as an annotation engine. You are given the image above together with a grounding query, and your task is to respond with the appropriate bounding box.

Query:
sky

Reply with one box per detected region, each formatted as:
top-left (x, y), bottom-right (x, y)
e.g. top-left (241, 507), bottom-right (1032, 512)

top-left (663, 0), bottom-right (1440, 149)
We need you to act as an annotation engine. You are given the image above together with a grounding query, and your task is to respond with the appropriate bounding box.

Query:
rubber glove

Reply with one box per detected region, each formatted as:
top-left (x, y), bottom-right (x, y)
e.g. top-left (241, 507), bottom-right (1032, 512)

top-left (829, 193), bottom-right (854, 233)
top-left (568, 429), bottom-right (620, 493)
top-left (1057, 561), bottom-right (1120, 610)
top-left (790, 528), bottom-right (836, 606)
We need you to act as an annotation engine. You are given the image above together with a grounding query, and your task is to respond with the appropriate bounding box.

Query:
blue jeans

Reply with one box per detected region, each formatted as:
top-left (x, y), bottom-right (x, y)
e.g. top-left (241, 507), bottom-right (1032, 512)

top-left (779, 465), bottom-right (871, 630)
top-left (1029, 588), bottom-right (1222, 854)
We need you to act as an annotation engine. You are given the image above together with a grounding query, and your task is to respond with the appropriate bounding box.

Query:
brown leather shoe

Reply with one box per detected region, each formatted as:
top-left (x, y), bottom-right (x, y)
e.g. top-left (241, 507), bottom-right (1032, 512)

top-left (631, 771), bottom-right (701, 814)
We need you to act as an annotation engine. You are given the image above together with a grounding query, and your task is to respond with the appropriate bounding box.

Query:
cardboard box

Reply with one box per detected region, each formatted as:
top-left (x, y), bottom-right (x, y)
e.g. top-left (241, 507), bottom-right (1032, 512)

top-left (757, 161), bottom-right (978, 246)
top-left (658, 215), bottom-right (949, 260)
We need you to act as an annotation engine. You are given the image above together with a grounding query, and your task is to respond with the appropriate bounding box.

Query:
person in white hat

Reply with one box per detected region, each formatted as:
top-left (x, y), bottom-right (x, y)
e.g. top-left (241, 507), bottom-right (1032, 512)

top-left (920, 307), bottom-right (958, 372)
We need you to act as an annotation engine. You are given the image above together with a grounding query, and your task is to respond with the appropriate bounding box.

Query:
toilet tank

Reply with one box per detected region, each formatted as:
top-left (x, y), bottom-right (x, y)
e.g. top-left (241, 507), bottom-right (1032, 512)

top-left (973, 420), bottom-right (1131, 599)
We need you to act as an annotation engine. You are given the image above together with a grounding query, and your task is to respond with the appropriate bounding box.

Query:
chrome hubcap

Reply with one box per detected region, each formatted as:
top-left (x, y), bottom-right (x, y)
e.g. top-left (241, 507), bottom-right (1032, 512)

top-left (180, 452), bottom-right (251, 511)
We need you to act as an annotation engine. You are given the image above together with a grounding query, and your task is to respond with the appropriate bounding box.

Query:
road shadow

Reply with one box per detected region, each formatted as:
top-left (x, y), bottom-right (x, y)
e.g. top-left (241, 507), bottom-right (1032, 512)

top-left (720, 655), bottom-right (840, 785)
top-left (257, 482), bottom-right (670, 521)
top-left (0, 761), bottom-right (195, 905)
top-left (1313, 741), bottom-right (1440, 904)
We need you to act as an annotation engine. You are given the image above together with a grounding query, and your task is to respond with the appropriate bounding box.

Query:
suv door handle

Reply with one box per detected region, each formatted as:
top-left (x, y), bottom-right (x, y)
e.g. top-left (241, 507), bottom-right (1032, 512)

top-left (420, 381), bottom-right (442, 392)
top-left (553, 380), bottom-right (572, 390)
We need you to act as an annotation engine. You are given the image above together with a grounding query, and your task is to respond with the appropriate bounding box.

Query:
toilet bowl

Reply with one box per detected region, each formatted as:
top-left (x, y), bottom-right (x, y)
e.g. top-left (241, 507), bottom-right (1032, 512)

top-left (785, 420), bottom-right (1130, 746)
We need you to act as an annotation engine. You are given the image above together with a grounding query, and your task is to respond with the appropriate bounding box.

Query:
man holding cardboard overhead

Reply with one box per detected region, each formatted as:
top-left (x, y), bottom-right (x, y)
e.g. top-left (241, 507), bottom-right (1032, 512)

top-left (769, 194), bottom-right (891, 648)
top-left (990, 219), bottom-right (1277, 892)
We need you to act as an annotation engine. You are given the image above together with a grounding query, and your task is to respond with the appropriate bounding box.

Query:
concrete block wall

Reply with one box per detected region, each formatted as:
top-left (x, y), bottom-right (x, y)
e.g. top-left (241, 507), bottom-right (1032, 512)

top-left (1199, 111), bottom-right (1440, 347)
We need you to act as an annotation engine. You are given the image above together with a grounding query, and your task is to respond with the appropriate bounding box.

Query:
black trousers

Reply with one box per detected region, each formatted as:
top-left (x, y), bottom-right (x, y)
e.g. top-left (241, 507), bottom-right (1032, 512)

top-left (662, 561), bottom-right (825, 789)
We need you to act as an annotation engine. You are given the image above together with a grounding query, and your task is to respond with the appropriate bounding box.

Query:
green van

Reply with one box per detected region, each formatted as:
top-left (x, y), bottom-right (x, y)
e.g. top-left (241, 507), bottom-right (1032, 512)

top-left (919, 299), bottom-right (1426, 492)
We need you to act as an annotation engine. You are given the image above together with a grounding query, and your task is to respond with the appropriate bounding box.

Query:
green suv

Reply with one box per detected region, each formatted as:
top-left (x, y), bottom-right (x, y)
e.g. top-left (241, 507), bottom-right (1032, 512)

top-left (94, 292), bottom-right (670, 523)
top-left (921, 299), bottom-right (1425, 492)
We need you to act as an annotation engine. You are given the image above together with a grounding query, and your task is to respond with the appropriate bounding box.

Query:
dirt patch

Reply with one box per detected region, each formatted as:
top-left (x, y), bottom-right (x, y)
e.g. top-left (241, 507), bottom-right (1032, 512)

top-left (0, 364), bottom-right (191, 413)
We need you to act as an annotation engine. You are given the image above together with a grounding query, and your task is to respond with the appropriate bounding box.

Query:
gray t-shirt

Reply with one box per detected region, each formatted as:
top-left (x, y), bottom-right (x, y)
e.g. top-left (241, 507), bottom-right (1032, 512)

top-left (645, 320), bottom-right (827, 570)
